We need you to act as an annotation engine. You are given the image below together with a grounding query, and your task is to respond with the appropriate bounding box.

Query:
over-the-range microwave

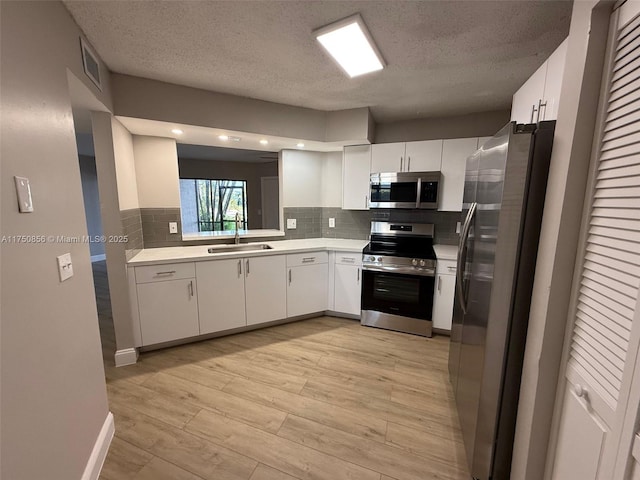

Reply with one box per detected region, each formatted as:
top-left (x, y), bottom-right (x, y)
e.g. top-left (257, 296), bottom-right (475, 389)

top-left (369, 171), bottom-right (440, 209)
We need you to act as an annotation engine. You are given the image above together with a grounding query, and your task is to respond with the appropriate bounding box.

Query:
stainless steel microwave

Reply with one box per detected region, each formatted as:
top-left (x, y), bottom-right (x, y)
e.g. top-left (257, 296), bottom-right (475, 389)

top-left (369, 171), bottom-right (440, 209)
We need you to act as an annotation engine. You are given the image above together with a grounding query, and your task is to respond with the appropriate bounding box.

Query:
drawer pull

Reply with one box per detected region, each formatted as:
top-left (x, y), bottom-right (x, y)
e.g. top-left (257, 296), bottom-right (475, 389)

top-left (341, 257), bottom-right (355, 263)
top-left (155, 270), bottom-right (176, 276)
top-left (302, 257), bottom-right (316, 263)
top-left (447, 266), bottom-right (457, 271)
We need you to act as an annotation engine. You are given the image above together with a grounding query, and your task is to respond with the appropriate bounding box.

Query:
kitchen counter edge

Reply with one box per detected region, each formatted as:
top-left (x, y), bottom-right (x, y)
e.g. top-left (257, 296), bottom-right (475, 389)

top-left (127, 238), bottom-right (368, 267)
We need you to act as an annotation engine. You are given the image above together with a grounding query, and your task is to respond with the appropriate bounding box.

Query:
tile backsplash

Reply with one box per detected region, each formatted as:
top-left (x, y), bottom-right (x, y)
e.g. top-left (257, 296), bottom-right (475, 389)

top-left (284, 207), bottom-right (461, 245)
top-left (128, 206), bottom-right (462, 250)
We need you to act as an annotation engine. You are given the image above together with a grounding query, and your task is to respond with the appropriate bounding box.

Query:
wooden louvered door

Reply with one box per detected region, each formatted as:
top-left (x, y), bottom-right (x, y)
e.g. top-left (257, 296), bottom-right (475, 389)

top-left (551, 3), bottom-right (640, 480)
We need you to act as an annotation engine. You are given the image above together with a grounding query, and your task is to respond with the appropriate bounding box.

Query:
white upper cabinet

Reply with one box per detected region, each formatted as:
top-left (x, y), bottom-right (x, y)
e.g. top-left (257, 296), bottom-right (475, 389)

top-left (342, 144), bottom-right (371, 211)
top-left (371, 140), bottom-right (443, 173)
top-left (511, 38), bottom-right (568, 123)
top-left (542, 38), bottom-right (568, 121)
top-left (371, 142), bottom-right (405, 173)
top-left (405, 140), bottom-right (443, 172)
top-left (439, 138), bottom-right (478, 211)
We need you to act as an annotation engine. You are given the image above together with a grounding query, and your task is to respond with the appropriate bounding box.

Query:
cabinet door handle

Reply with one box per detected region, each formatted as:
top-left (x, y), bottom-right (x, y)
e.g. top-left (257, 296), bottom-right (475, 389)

top-left (289, 269), bottom-right (292, 285)
top-left (407, 156), bottom-right (411, 171)
top-left (538, 99), bottom-right (547, 122)
top-left (155, 270), bottom-right (176, 276)
top-left (400, 156), bottom-right (403, 171)
top-left (357, 268), bottom-right (360, 282)
top-left (438, 275), bottom-right (442, 293)
top-left (238, 259), bottom-right (242, 277)
top-left (246, 259), bottom-right (250, 276)
top-left (188, 280), bottom-right (194, 297)
top-left (530, 104), bottom-right (538, 123)
top-left (364, 195), bottom-right (368, 208)
top-left (302, 257), bottom-right (315, 263)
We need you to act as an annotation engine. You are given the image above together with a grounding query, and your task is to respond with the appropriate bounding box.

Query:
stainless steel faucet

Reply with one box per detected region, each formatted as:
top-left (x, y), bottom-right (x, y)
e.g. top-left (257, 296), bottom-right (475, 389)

top-left (234, 212), bottom-right (241, 244)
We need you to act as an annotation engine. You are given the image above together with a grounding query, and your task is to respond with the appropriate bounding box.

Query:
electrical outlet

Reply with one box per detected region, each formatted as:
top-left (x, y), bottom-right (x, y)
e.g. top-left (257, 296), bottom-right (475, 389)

top-left (57, 253), bottom-right (73, 282)
top-left (286, 218), bottom-right (297, 229)
top-left (456, 222), bottom-right (461, 234)
top-left (329, 218), bottom-right (335, 228)
top-left (169, 222), bottom-right (178, 234)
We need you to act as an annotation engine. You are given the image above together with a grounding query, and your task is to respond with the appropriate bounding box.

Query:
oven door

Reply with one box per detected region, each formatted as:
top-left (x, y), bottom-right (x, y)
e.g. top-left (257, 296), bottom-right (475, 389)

top-left (361, 268), bottom-right (434, 320)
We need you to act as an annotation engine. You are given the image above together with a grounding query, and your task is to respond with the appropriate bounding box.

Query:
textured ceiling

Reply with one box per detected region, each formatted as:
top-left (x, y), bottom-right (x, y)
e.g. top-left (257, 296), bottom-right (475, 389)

top-left (63, 0), bottom-right (572, 123)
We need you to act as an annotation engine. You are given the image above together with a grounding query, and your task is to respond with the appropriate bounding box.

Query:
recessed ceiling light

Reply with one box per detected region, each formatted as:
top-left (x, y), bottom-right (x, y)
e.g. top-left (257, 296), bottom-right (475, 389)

top-left (296, 143), bottom-right (305, 148)
top-left (259, 139), bottom-right (269, 145)
top-left (171, 128), bottom-right (183, 135)
top-left (314, 14), bottom-right (385, 78)
top-left (218, 135), bottom-right (229, 141)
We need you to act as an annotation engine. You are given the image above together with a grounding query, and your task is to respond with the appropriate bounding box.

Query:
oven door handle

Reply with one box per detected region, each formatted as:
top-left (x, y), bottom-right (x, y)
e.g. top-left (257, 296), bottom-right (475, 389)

top-left (456, 202), bottom-right (476, 315)
top-left (362, 265), bottom-right (435, 277)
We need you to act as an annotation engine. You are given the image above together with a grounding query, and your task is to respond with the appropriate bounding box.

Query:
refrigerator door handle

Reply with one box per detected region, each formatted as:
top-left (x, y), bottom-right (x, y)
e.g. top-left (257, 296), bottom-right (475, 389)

top-left (456, 202), bottom-right (477, 314)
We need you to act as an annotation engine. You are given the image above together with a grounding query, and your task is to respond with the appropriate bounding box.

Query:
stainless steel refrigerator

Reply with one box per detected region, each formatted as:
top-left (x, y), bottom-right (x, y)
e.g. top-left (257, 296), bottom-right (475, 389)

top-left (449, 121), bottom-right (555, 480)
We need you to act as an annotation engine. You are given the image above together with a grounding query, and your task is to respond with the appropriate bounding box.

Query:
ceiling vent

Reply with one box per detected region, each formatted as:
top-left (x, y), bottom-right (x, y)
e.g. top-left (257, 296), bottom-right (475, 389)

top-left (80, 37), bottom-right (102, 91)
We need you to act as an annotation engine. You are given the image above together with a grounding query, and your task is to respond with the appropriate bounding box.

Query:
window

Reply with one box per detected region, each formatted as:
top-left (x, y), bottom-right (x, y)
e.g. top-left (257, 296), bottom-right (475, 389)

top-left (180, 179), bottom-right (248, 233)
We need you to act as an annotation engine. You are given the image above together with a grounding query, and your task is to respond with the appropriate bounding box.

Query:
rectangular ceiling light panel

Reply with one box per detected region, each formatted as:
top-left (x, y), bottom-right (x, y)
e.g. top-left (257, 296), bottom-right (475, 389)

top-left (314, 14), bottom-right (385, 78)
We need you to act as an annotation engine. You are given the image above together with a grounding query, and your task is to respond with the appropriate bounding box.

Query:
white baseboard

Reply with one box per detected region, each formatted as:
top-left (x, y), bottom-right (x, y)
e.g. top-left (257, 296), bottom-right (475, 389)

top-left (91, 254), bottom-right (106, 262)
top-left (114, 348), bottom-right (138, 367)
top-left (81, 412), bottom-right (114, 480)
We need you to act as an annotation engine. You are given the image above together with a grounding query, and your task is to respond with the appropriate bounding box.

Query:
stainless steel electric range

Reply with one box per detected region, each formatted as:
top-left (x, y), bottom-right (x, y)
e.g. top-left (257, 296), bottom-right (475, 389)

top-left (361, 221), bottom-right (436, 337)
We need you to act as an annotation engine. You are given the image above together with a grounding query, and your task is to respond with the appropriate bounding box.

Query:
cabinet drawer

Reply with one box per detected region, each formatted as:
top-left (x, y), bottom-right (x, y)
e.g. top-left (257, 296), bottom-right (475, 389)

top-left (436, 259), bottom-right (457, 275)
top-left (135, 262), bottom-right (195, 284)
top-left (335, 252), bottom-right (363, 266)
top-left (287, 251), bottom-right (328, 267)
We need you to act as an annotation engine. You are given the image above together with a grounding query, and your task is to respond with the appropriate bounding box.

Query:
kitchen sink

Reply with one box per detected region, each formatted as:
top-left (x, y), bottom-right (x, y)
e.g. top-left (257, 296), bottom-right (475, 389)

top-left (207, 244), bottom-right (273, 254)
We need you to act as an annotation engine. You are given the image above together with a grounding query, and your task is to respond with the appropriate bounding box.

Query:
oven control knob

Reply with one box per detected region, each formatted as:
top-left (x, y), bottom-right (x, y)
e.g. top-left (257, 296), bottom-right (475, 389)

top-left (376, 257), bottom-right (382, 262)
top-left (412, 259), bottom-right (418, 266)
top-left (419, 259), bottom-right (426, 267)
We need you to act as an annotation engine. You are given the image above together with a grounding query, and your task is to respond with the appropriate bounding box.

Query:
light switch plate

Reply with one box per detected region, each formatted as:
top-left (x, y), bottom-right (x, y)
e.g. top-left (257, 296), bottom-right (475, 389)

top-left (57, 253), bottom-right (73, 282)
top-left (169, 222), bottom-right (178, 234)
top-left (14, 176), bottom-right (34, 213)
top-left (286, 219), bottom-right (297, 229)
top-left (329, 218), bottom-right (335, 228)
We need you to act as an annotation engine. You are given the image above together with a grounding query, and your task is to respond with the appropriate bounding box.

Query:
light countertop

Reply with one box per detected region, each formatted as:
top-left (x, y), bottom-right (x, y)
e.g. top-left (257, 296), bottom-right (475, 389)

top-left (433, 244), bottom-right (458, 261)
top-left (128, 238), bottom-right (368, 266)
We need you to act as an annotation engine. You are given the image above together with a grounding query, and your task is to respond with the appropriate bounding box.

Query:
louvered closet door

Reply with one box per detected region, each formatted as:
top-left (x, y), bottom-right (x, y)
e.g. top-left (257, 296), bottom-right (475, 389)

top-left (552, 4), bottom-right (640, 480)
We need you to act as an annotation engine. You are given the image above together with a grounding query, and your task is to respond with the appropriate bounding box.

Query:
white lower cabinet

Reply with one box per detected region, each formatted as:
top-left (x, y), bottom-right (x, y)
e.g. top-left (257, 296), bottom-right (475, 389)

top-left (245, 255), bottom-right (287, 326)
top-left (287, 252), bottom-right (328, 317)
top-left (432, 258), bottom-right (457, 332)
top-left (333, 252), bottom-right (362, 316)
top-left (196, 258), bottom-right (246, 334)
top-left (137, 277), bottom-right (199, 346)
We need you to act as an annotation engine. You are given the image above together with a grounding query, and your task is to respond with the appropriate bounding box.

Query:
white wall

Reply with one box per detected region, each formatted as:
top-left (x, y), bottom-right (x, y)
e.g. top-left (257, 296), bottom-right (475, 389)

top-left (281, 150), bottom-right (324, 207)
top-left (133, 136), bottom-right (181, 208)
top-left (113, 121), bottom-right (139, 210)
top-left (321, 151), bottom-right (342, 208)
top-left (0, 2), bottom-right (111, 478)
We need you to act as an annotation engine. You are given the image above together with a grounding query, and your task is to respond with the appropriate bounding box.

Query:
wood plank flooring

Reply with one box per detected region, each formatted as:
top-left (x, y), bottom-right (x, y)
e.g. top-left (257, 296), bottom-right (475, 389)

top-left (93, 262), bottom-right (470, 480)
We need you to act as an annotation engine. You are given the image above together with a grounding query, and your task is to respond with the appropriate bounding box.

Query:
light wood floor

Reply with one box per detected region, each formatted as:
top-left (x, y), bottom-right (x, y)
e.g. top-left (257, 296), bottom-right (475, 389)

top-left (93, 263), bottom-right (471, 480)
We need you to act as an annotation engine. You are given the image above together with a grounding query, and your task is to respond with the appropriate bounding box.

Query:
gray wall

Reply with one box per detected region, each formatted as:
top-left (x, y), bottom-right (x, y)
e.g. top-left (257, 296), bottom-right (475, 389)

top-left (0, 2), bottom-right (111, 479)
top-left (178, 157), bottom-right (278, 230)
top-left (78, 155), bottom-right (105, 257)
top-left (374, 109), bottom-right (511, 143)
top-left (112, 74), bottom-right (373, 144)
